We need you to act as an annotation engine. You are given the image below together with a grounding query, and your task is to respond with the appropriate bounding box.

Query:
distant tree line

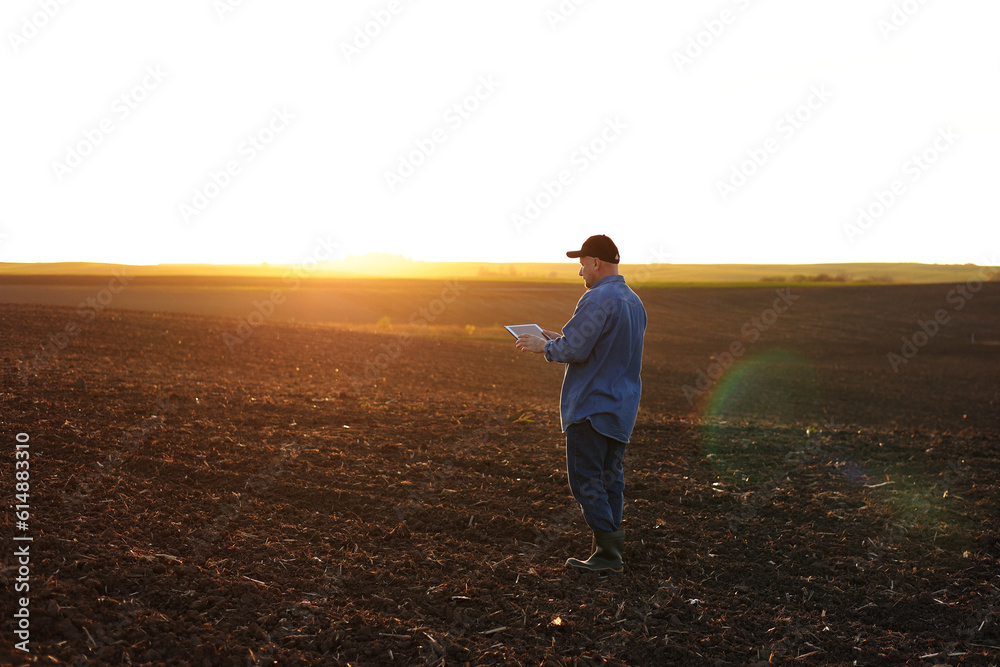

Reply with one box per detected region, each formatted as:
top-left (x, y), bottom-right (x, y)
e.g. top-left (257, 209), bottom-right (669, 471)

top-left (478, 265), bottom-right (519, 277)
top-left (476, 265), bottom-right (558, 278)
top-left (760, 273), bottom-right (896, 284)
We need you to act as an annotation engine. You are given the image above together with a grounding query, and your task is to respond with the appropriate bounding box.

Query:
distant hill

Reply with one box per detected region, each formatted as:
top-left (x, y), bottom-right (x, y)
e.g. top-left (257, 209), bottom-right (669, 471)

top-left (0, 256), bottom-right (996, 286)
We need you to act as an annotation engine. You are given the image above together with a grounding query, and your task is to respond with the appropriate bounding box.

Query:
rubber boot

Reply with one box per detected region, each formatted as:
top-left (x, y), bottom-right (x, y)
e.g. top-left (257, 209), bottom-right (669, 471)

top-left (565, 530), bottom-right (624, 573)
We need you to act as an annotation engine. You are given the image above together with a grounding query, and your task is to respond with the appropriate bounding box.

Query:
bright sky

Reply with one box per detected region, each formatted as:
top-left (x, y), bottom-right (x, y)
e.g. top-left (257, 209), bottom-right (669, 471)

top-left (2, 1), bottom-right (997, 267)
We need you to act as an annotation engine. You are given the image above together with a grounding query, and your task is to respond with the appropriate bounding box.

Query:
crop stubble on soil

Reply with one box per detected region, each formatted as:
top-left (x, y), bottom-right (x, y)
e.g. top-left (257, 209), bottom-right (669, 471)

top-left (1, 281), bottom-right (999, 665)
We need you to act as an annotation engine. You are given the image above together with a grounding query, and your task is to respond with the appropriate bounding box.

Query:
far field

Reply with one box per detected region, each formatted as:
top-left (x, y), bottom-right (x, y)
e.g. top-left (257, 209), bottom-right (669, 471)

top-left (2, 274), bottom-right (998, 433)
top-left (1, 258), bottom-right (996, 285)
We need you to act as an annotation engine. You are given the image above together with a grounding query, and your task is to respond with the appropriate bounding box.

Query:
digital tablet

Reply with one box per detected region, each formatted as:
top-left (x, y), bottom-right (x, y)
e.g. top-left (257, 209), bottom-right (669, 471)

top-left (504, 323), bottom-right (551, 340)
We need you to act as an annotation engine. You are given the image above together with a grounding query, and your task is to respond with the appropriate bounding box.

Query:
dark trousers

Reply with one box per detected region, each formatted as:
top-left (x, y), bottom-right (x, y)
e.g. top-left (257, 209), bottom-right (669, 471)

top-left (565, 419), bottom-right (626, 533)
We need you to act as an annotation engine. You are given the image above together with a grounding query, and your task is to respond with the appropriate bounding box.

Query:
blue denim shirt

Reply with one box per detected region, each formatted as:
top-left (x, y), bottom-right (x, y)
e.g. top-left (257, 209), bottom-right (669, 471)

top-left (543, 275), bottom-right (646, 443)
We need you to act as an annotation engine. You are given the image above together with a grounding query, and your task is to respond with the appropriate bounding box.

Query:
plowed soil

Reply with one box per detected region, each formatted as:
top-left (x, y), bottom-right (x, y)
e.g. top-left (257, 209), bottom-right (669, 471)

top-left (2, 280), bottom-right (999, 665)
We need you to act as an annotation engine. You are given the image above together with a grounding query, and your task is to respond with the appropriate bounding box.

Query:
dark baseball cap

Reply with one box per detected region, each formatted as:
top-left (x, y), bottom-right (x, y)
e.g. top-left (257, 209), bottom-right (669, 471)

top-left (566, 235), bottom-right (620, 264)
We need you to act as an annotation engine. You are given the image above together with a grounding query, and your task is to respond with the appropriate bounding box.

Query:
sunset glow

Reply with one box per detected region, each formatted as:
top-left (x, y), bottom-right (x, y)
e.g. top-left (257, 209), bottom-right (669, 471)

top-left (2, 1), bottom-right (997, 268)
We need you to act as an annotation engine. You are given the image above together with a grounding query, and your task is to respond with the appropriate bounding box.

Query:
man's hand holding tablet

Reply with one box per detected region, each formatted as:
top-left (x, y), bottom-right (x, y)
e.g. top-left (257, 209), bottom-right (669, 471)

top-left (508, 324), bottom-right (560, 354)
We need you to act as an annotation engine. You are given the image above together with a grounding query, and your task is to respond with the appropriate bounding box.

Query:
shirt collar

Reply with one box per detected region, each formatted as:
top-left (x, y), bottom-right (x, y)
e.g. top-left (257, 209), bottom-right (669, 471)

top-left (590, 274), bottom-right (625, 290)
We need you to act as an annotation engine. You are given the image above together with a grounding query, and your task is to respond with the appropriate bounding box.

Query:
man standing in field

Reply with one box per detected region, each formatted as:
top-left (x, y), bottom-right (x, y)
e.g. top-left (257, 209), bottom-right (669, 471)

top-left (515, 235), bottom-right (646, 574)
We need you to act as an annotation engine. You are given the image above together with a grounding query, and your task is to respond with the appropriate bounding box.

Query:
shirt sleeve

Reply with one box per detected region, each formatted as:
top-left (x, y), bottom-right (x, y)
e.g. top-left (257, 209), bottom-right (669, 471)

top-left (543, 296), bottom-right (610, 364)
